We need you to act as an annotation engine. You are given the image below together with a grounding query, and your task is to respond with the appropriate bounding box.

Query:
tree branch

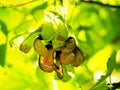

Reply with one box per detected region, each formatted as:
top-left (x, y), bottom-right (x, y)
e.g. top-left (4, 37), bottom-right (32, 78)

top-left (81, 0), bottom-right (120, 8)
top-left (0, 0), bottom-right (39, 8)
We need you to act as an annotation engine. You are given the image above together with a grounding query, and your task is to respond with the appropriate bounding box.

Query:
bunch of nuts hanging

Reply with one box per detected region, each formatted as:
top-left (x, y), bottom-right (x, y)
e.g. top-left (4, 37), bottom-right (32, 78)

top-left (34, 36), bottom-right (85, 79)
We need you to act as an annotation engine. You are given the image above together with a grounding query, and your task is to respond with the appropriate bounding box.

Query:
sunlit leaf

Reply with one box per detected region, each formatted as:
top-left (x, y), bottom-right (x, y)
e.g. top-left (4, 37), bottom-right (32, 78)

top-left (0, 7), bottom-right (24, 30)
top-left (14, 20), bottom-right (33, 35)
top-left (32, 10), bottom-right (44, 22)
top-left (90, 50), bottom-right (117, 90)
top-left (90, 82), bottom-right (108, 90)
top-left (31, 1), bottom-right (48, 14)
top-left (90, 75), bottom-right (107, 90)
top-left (0, 44), bottom-right (6, 66)
top-left (62, 65), bottom-right (72, 82)
top-left (55, 22), bottom-right (68, 40)
top-left (41, 22), bottom-right (55, 42)
top-left (0, 20), bottom-right (7, 66)
top-left (106, 50), bottom-right (116, 76)
top-left (0, 20), bottom-right (8, 36)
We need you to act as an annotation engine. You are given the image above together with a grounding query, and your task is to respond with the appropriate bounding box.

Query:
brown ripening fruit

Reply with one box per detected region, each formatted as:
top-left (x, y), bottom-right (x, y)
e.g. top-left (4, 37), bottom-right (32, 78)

top-left (71, 47), bottom-right (84, 67)
top-left (39, 49), bottom-right (54, 72)
top-left (62, 37), bottom-right (76, 53)
top-left (34, 38), bottom-right (49, 57)
top-left (60, 52), bottom-right (75, 65)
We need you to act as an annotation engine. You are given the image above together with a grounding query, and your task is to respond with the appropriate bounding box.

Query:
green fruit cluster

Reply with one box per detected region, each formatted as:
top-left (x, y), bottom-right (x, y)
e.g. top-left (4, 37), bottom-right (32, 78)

top-left (34, 36), bottom-right (85, 79)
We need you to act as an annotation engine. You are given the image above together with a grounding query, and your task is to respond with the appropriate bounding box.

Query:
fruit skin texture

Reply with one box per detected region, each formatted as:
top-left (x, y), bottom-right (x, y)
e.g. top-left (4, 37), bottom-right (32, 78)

top-left (61, 37), bottom-right (76, 53)
top-left (39, 49), bottom-right (54, 72)
top-left (34, 38), bottom-right (49, 57)
top-left (60, 52), bottom-right (75, 65)
top-left (71, 47), bottom-right (84, 67)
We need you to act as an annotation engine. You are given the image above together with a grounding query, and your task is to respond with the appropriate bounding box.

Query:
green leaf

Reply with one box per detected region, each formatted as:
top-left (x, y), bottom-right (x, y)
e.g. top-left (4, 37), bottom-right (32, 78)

top-left (32, 10), bottom-right (44, 22)
top-left (0, 8), bottom-right (24, 30)
top-left (0, 44), bottom-right (6, 66)
top-left (14, 20), bottom-right (33, 35)
top-left (0, 21), bottom-right (7, 66)
top-left (90, 50), bottom-right (117, 90)
top-left (106, 50), bottom-right (116, 76)
top-left (90, 81), bottom-right (108, 90)
top-left (52, 38), bottom-right (65, 51)
top-left (62, 65), bottom-right (72, 82)
top-left (41, 22), bottom-right (55, 42)
top-left (55, 22), bottom-right (68, 40)
top-left (49, 11), bottom-right (65, 23)
top-left (90, 75), bottom-right (107, 90)
top-left (0, 20), bottom-right (8, 36)
top-left (19, 29), bottom-right (41, 53)
top-left (31, 2), bottom-right (48, 14)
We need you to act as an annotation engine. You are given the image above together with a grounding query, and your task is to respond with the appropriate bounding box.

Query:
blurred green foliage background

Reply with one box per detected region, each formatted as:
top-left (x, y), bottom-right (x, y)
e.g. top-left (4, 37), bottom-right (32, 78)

top-left (0, 0), bottom-right (120, 90)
